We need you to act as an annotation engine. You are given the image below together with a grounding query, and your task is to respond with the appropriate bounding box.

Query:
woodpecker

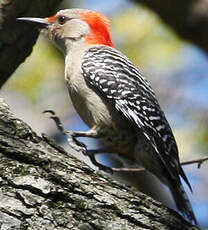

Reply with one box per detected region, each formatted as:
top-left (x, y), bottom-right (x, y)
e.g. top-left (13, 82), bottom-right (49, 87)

top-left (17, 9), bottom-right (198, 225)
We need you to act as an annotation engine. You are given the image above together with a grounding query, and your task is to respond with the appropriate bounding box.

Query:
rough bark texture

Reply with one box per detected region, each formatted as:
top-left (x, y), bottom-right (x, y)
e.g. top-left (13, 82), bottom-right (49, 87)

top-left (133, 0), bottom-right (208, 53)
top-left (0, 97), bottom-right (198, 230)
top-left (0, 0), bottom-right (62, 88)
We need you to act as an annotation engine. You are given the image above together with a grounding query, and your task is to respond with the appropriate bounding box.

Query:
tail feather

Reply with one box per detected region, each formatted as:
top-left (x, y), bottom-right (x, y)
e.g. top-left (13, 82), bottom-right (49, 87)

top-left (179, 166), bottom-right (192, 193)
top-left (169, 180), bottom-right (198, 226)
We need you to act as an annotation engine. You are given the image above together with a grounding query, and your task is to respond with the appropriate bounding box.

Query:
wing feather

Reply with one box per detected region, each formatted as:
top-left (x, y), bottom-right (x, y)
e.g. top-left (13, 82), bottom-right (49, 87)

top-left (82, 46), bottom-right (191, 190)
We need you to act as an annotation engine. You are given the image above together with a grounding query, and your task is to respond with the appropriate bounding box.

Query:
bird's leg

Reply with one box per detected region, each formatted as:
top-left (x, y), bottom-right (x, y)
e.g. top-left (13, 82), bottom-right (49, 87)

top-left (64, 129), bottom-right (100, 154)
top-left (44, 110), bottom-right (96, 153)
top-left (44, 110), bottom-right (100, 153)
top-left (44, 110), bottom-right (113, 172)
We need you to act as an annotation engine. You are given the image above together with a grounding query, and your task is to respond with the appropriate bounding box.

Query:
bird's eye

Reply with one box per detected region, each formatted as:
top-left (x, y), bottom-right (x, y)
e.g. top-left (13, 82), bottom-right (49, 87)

top-left (57, 16), bottom-right (67, 25)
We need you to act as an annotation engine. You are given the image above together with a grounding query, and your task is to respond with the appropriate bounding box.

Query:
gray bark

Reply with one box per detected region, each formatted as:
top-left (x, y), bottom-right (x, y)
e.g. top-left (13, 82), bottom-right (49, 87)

top-left (0, 97), bottom-right (199, 230)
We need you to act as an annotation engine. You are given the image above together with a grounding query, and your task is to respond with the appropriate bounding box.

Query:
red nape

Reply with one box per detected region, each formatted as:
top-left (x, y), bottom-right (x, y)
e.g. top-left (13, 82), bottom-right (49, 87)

top-left (79, 11), bottom-right (113, 47)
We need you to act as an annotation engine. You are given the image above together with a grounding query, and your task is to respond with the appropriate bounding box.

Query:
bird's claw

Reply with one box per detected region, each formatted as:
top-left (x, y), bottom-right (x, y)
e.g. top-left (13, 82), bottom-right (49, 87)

top-left (43, 110), bottom-right (112, 173)
top-left (65, 132), bottom-right (87, 154)
top-left (43, 110), bottom-right (57, 120)
top-left (86, 150), bottom-right (113, 174)
top-left (43, 110), bottom-right (56, 115)
top-left (43, 110), bottom-right (66, 134)
top-left (43, 110), bottom-right (87, 152)
top-left (98, 164), bottom-right (113, 174)
top-left (71, 138), bottom-right (87, 154)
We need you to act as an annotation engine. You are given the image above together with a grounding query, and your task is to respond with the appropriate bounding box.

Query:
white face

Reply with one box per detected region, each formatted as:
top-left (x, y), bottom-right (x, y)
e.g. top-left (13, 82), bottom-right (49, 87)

top-left (44, 9), bottom-right (90, 52)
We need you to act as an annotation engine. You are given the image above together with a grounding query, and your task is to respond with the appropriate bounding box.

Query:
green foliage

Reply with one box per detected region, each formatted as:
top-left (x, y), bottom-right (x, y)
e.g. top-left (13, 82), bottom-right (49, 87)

top-left (4, 36), bottom-right (64, 102)
top-left (112, 6), bottom-right (182, 69)
top-left (197, 123), bottom-right (208, 155)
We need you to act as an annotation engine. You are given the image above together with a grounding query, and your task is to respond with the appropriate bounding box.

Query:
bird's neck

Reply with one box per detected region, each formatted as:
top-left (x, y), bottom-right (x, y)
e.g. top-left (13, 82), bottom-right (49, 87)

top-left (63, 37), bottom-right (87, 56)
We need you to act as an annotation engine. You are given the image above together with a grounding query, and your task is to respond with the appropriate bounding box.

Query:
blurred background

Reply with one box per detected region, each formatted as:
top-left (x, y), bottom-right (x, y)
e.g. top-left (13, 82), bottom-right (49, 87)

top-left (1, 0), bottom-right (208, 227)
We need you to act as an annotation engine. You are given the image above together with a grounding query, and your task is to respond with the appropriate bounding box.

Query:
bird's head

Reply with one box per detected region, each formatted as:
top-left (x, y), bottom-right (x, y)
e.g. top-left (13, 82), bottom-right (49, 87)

top-left (17, 9), bottom-right (113, 53)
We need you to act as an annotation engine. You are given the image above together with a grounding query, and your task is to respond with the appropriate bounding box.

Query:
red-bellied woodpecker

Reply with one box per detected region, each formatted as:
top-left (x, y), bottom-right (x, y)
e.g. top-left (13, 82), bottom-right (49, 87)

top-left (17, 9), bottom-right (198, 225)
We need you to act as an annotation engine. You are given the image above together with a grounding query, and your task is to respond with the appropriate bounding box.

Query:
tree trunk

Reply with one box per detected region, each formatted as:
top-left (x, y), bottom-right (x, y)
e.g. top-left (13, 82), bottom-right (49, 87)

top-left (0, 97), bottom-right (198, 229)
top-left (0, 0), bottom-right (63, 88)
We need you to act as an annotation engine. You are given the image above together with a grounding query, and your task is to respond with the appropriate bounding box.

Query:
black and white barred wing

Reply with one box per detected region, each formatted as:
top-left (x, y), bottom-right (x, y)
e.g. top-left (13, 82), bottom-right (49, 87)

top-left (81, 46), bottom-right (190, 188)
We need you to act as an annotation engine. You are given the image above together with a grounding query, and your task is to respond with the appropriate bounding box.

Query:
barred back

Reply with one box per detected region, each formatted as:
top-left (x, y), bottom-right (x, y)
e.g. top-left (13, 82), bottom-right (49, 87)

top-left (81, 45), bottom-right (196, 224)
top-left (82, 46), bottom-right (179, 176)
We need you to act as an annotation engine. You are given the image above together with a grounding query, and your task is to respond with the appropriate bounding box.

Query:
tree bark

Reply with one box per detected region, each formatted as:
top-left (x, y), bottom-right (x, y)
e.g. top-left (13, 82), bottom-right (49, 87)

top-left (0, 0), bottom-right (63, 88)
top-left (133, 0), bottom-right (208, 54)
top-left (0, 97), bottom-right (198, 230)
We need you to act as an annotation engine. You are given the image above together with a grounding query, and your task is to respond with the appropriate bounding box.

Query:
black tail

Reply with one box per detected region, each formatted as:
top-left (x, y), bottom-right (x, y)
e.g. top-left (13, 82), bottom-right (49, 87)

top-left (169, 179), bottom-right (198, 226)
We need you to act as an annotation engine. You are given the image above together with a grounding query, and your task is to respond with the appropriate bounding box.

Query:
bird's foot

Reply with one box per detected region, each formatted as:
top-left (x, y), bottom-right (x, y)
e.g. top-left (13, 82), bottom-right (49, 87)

top-left (43, 110), bottom-right (87, 154)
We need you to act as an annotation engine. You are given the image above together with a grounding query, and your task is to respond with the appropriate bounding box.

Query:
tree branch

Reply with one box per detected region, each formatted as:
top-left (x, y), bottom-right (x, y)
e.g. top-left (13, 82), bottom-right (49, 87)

top-left (181, 156), bottom-right (208, 168)
top-left (112, 156), bottom-right (208, 172)
top-left (0, 97), bottom-right (199, 229)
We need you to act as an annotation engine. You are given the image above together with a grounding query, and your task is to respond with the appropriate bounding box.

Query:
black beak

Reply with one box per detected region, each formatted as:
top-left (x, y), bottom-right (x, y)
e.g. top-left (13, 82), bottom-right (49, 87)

top-left (16, 17), bottom-right (50, 28)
